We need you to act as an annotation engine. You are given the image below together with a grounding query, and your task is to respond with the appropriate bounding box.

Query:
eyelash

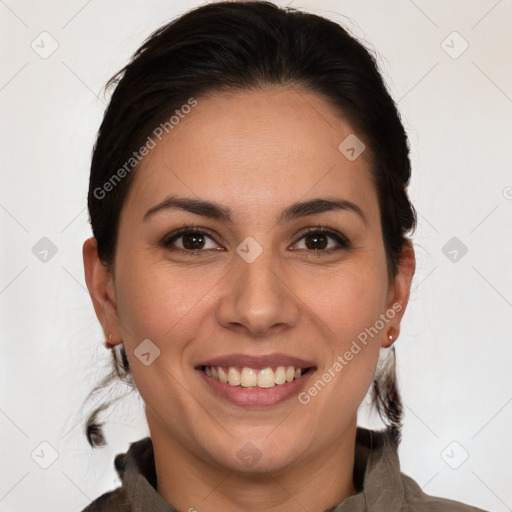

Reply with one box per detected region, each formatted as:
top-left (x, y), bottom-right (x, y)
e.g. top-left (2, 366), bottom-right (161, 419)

top-left (160, 223), bottom-right (351, 256)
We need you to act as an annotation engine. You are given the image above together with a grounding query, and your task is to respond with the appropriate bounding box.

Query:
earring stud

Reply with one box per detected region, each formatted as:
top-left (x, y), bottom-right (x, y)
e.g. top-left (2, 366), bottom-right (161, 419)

top-left (105, 332), bottom-right (115, 349)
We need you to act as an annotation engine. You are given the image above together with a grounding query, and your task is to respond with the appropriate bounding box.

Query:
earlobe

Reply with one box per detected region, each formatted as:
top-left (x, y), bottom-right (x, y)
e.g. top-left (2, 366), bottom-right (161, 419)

top-left (82, 237), bottom-right (122, 346)
top-left (383, 241), bottom-right (416, 347)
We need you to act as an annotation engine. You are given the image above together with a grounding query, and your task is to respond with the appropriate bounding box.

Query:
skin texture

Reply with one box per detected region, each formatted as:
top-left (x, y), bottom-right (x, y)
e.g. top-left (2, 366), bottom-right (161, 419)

top-left (83, 86), bottom-right (415, 512)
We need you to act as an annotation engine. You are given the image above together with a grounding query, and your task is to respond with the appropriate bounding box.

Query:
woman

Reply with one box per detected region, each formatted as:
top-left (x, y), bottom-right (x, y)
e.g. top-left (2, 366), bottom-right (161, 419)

top-left (81, 1), bottom-right (487, 511)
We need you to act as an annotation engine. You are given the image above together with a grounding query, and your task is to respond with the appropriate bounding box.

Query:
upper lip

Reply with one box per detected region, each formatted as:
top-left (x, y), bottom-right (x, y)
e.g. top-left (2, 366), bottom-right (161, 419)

top-left (196, 353), bottom-right (316, 371)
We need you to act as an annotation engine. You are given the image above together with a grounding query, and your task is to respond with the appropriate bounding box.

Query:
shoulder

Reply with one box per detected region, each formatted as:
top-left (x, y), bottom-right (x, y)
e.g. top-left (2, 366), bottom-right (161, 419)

top-left (79, 438), bottom-right (155, 512)
top-left (79, 486), bottom-right (132, 512)
top-left (401, 473), bottom-right (489, 512)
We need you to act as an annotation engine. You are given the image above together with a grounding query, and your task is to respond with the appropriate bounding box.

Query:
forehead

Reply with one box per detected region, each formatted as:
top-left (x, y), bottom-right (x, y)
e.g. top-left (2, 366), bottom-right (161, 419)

top-left (122, 86), bottom-right (378, 225)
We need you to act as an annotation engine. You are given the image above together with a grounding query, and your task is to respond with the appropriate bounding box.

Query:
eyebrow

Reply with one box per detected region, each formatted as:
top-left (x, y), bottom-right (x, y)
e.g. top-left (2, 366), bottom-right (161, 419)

top-left (143, 195), bottom-right (366, 225)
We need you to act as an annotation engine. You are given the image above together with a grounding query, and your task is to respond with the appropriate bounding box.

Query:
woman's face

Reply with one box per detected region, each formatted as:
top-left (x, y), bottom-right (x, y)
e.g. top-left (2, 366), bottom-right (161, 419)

top-left (85, 86), bottom-right (413, 473)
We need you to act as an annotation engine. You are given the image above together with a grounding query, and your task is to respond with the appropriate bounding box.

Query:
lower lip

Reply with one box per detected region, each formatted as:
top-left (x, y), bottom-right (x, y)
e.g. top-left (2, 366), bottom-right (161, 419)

top-left (196, 368), bottom-right (315, 407)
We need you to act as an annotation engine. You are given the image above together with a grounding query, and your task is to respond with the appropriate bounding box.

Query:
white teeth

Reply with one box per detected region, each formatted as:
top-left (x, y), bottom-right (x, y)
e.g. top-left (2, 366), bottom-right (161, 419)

top-left (227, 367), bottom-right (241, 386)
top-left (218, 367), bottom-right (227, 384)
top-left (240, 367), bottom-right (257, 387)
top-left (257, 367), bottom-right (275, 388)
top-left (203, 364), bottom-right (307, 388)
top-left (274, 366), bottom-right (286, 385)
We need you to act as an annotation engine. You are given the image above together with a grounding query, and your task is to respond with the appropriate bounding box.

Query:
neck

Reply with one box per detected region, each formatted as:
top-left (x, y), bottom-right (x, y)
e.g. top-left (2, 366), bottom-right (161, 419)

top-left (149, 415), bottom-right (358, 512)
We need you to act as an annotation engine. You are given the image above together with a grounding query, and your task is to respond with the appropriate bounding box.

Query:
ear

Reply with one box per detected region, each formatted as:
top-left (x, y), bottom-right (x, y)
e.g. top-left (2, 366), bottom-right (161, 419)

top-left (82, 237), bottom-right (123, 348)
top-left (382, 240), bottom-right (415, 348)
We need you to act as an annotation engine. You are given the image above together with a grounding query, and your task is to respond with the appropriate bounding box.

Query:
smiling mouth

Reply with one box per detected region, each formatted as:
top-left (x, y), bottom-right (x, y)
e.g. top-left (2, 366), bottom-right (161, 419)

top-left (199, 365), bottom-right (314, 388)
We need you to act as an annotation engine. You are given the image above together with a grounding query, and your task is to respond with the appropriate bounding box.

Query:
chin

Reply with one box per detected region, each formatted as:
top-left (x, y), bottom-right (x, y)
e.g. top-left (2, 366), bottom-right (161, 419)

top-left (210, 434), bottom-right (305, 475)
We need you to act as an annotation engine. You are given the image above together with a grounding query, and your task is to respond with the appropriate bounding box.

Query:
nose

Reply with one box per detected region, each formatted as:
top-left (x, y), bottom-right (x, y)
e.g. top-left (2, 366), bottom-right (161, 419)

top-left (216, 246), bottom-right (300, 338)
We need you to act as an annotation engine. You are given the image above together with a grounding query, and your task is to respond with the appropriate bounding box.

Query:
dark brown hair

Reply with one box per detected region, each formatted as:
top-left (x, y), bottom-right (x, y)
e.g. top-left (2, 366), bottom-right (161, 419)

top-left (84, 0), bottom-right (416, 449)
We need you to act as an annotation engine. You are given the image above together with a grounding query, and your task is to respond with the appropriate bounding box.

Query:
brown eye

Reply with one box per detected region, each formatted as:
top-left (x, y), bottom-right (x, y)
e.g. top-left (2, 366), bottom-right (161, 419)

top-left (161, 227), bottom-right (220, 253)
top-left (304, 232), bottom-right (329, 251)
top-left (293, 228), bottom-right (351, 253)
top-left (181, 232), bottom-right (207, 250)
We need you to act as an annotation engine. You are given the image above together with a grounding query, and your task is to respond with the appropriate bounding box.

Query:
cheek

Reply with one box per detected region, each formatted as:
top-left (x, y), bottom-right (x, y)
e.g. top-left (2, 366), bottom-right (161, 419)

top-left (113, 258), bottom-right (214, 421)
top-left (294, 253), bottom-right (389, 410)
top-left (300, 257), bottom-right (389, 344)
top-left (115, 256), bottom-right (215, 343)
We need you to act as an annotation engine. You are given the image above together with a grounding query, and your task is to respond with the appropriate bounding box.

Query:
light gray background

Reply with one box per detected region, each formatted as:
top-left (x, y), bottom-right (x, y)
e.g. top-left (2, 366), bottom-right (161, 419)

top-left (1, 1), bottom-right (511, 511)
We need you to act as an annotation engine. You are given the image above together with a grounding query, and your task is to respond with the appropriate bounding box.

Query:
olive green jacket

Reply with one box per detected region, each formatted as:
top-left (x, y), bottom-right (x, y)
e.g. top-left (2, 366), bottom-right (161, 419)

top-left (81, 428), bottom-right (488, 512)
